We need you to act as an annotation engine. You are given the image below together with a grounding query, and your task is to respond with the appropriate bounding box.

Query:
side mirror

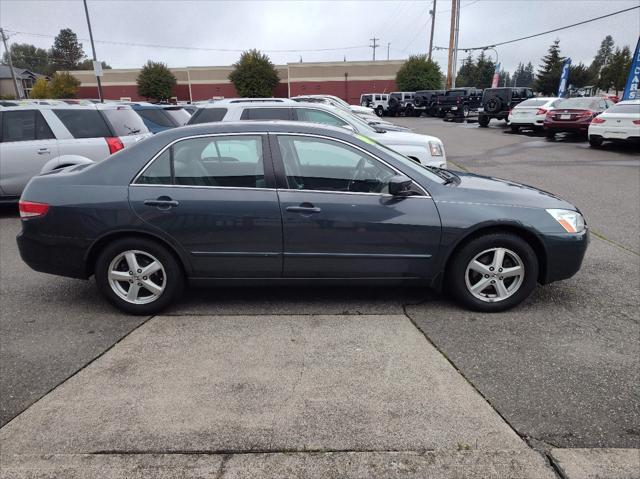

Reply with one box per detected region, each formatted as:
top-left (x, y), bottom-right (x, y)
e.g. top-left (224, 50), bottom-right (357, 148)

top-left (388, 175), bottom-right (414, 196)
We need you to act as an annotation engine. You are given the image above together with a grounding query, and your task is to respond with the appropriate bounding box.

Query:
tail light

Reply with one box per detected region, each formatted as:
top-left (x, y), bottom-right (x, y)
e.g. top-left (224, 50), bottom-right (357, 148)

top-left (633, 120), bottom-right (640, 125)
top-left (591, 117), bottom-right (606, 124)
top-left (105, 137), bottom-right (124, 154)
top-left (578, 110), bottom-right (595, 118)
top-left (536, 108), bottom-right (548, 115)
top-left (545, 111), bottom-right (555, 118)
top-left (19, 200), bottom-right (49, 219)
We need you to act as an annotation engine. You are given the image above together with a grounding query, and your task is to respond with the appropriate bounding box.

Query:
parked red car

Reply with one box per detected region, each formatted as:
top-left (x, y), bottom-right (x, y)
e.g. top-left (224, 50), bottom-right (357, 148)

top-left (544, 97), bottom-right (615, 138)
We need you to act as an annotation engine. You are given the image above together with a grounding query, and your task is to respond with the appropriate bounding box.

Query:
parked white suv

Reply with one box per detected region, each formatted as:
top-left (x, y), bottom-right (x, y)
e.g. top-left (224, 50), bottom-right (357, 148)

top-left (188, 99), bottom-right (446, 168)
top-left (0, 101), bottom-right (151, 200)
top-left (360, 93), bottom-right (390, 117)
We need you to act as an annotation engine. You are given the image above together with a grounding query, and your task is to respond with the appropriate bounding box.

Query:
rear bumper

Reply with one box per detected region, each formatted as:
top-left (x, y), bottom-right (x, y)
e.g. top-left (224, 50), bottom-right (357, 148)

top-left (540, 229), bottom-right (589, 284)
top-left (17, 229), bottom-right (90, 279)
top-left (544, 120), bottom-right (591, 133)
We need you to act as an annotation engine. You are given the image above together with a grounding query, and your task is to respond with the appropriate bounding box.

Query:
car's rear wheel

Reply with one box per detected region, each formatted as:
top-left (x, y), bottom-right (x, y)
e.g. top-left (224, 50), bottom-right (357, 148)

top-left (375, 106), bottom-right (384, 117)
top-left (510, 124), bottom-right (520, 133)
top-left (447, 233), bottom-right (538, 312)
top-left (478, 115), bottom-right (490, 127)
top-left (95, 237), bottom-right (184, 315)
top-left (545, 129), bottom-right (555, 139)
top-left (589, 136), bottom-right (603, 147)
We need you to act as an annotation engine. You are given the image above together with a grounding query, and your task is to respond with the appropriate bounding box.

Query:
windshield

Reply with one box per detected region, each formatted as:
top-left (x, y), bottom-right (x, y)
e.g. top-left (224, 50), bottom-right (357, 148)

top-left (102, 108), bottom-right (149, 135)
top-left (517, 98), bottom-right (550, 108)
top-left (607, 103), bottom-right (640, 114)
top-left (164, 108), bottom-right (191, 125)
top-left (554, 98), bottom-right (599, 110)
top-left (355, 134), bottom-right (446, 184)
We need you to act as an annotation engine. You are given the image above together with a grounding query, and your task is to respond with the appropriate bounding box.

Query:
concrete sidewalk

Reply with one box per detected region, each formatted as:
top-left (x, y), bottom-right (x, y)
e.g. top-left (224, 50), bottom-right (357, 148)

top-left (0, 314), bottom-right (556, 477)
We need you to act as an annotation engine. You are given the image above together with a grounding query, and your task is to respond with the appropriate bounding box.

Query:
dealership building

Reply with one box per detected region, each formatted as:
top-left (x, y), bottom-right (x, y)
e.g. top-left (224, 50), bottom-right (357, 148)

top-left (69, 60), bottom-right (402, 103)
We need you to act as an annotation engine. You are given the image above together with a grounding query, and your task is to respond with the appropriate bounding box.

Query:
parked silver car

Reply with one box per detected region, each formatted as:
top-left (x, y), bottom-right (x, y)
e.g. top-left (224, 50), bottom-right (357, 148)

top-left (0, 101), bottom-right (151, 200)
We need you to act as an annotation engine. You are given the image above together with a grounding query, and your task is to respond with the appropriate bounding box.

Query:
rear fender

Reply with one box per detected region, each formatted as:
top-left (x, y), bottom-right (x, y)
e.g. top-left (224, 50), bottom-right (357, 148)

top-left (40, 155), bottom-right (95, 174)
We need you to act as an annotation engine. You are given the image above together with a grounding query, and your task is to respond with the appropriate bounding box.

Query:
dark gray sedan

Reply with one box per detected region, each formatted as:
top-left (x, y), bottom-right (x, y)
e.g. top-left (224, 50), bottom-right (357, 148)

top-left (17, 121), bottom-right (588, 314)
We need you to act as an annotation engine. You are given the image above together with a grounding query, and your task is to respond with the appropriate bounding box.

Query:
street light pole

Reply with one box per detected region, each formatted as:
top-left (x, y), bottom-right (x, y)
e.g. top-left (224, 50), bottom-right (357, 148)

top-left (0, 28), bottom-right (22, 99)
top-left (445, 0), bottom-right (458, 89)
top-left (83, 0), bottom-right (104, 102)
top-left (428, 0), bottom-right (437, 61)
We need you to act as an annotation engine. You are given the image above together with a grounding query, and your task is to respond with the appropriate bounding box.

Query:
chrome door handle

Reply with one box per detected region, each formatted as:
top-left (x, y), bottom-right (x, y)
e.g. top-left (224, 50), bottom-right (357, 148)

top-left (286, 205), bottom-right (321, 214)
top-left (144, 199), bottom-right (179, 208)
top-left (37, 148), bottom-right (50, 155)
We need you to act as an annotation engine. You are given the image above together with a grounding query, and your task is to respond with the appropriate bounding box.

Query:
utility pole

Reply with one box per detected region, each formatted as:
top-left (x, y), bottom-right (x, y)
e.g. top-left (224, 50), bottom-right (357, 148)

top-left (0, 28), bottom-right (22, 99)
top-left (83, 0), bottom-right (104, 102)
top-left (445, 0), bottom-right (458, 89)
top-left (387, 42), bottom-right (390, 60)
top-left (451, 0), bottom-right (460, 87)
top-left (428, 0), bottom-right (437, 61)
top-left (370, 37), bottom-right (380, 61)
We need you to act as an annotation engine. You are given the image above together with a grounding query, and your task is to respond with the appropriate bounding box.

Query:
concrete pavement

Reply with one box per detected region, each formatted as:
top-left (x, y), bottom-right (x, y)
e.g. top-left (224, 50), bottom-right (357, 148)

top-left (0, 314), bottom-right (557, 477)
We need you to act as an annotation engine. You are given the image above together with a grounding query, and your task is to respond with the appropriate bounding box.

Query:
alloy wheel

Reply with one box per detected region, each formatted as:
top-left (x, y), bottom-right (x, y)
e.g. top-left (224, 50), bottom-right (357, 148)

top-left (464, 247), bottom-right (525, 302)
top-left (108, 250), bottom-right (166, 304)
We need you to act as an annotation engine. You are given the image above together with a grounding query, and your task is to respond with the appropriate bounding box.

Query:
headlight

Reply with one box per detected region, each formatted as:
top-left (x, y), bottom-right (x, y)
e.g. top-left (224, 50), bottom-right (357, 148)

top-left (428, 141), bottom-right (443, 156)
top-left (546, 209), bottom-right (585, 233)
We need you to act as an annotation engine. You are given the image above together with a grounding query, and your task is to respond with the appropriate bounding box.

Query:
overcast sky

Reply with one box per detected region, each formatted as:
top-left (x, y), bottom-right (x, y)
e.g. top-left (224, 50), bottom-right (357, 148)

top-left (1, 0), bottom-right (638, 73)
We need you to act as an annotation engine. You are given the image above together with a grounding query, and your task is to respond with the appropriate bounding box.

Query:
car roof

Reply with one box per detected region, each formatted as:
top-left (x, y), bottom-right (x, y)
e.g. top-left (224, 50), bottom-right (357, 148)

top-left (202, 98), bottom-right (296, 106)
top-left (0, 101), bottom-right (135, 111)
top-left (197, 99), bottom-right (345, 114)
top-left (616, 99), bottom-right (640, 105)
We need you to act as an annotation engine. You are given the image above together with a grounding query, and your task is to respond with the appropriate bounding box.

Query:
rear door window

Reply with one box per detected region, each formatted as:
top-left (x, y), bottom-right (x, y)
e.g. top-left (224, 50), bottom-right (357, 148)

top-left (240, 108), bottom-right (292, 120)
top-left (2, 110), bottom-right (55, 142)
top-left (164, 108), bottom-right (191, 125)
top-left (189, 108), bottom-right (228, 124)
top-left (295, 108), bottom-right (348, 127)
top-left (101, 108), bottom-right (149, 136)
top-left (53, 109), bottom-right (112, 138)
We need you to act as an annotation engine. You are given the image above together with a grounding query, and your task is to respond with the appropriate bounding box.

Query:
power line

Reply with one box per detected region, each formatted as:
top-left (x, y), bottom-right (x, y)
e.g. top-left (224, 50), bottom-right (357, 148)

top-left (3, 29), bottom-right (370, 53)
top-left (433, 5), bottom-right (639, 52)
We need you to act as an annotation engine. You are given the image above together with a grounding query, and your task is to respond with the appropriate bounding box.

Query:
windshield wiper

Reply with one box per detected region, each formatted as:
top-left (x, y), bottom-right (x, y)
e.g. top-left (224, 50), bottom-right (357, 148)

top-left (424, 165), bottom-right (459, 185)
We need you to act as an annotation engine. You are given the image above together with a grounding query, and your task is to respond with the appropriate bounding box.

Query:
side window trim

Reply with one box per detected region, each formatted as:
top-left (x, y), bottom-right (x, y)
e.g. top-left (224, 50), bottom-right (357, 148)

top-left (270, 133), bottom-right (428, 197)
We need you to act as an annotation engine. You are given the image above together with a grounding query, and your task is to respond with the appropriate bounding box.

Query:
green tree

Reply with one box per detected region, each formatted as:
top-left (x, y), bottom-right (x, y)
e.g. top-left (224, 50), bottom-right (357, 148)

top-left (29, 77), bottom-right (51, 98)
top-left (535, 40), bottom-right (565, 95)
top-left (49, 71), bottom-right (80, 98)
top-left (77, 59), bottom-right (112, 70)
top-left (2, 43), bottom-right (50, 74)
top-left (50, 28), bottom-right (86, 71)
top-left (588, 35), bottom-right (615, 84)
top-left (600, 46), bottom-right (632, 94)
top-left (228, 49), bottom-right (280, 97)
top-left (513, 62), bottom-right (535, 88)
top-left (395, 54), bottom-right (443, 91)
top-left (136, 61), bottom-right (177, 101)
top-left (568, 63), bottom-right (591, 88)
top-left (455, 53), bottom-right (476, 87)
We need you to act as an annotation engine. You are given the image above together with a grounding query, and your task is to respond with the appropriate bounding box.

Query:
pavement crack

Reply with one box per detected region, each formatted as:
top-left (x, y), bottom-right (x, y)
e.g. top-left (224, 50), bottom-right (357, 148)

top-left (215, 453), bottom-right (232, 479)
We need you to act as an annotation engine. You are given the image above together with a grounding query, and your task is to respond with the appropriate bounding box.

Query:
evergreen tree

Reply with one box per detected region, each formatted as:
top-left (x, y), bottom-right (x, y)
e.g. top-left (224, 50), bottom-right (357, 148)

top-left (136, 61), bottom-right (177, 101)
top-left (2, 43), bottom-right (50, 74)
top-left (535, 40), bottom-right (565, 95)
top-left (395, 54), bottom-right (443, 91)
top-left (600, 46), bottom-right (632, 94)
top-left (568, 63), bottom-right (591, 88)
top-left (588, 35), bottom-right (615, 84)
top-left (50, 28), bottom-right (86, 71)
top-left (475, 51), bottom-right (496, 88)
top-left (77, 59), bottom-right (112, 70)
top-left (455, 53), bottom-right (476, 87)
top-left (229, 50), bottom-right (280, 97)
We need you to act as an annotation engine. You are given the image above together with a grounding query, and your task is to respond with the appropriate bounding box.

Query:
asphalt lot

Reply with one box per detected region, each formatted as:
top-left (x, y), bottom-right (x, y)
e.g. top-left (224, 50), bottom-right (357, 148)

top-left (1, 116), bottom-right (638, 464)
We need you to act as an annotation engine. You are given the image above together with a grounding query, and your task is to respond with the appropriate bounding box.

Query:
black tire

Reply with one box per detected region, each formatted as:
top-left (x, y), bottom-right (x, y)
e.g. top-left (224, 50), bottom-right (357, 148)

top-left (545, 129), bottom-right (555, 139)
top-left (446, 233), bottom-right (538, 312)
top-left (589, 136), bottom-right (603, 147)
top-left (437, 110), bottom-right (446, 118)
top-left (95, 237), bottom-right (184, 315)
top-left (485, 97), bottom-right (502, 114)
top-left (375, 105), bottom-right (384, 117)
top-left (478, 115), bottom-right (490, 127)
top-left (404, 105), bottom-right (414, 117)
top-left (510, 124), bottom-right (520, 133)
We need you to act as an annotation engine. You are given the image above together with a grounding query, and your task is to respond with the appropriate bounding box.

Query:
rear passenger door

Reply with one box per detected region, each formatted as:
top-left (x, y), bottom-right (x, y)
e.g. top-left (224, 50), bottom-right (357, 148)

top-left (129, 133), bottom-right (283, 278)
top-left (0, 109), bottom-right (59, 196)
top-left (50, 108), bottom-right (112, 162)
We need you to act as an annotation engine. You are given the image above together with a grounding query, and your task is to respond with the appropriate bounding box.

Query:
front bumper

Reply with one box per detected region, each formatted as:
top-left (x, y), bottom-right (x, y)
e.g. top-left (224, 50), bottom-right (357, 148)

top-left (540, 229), bottom-right (589, 284)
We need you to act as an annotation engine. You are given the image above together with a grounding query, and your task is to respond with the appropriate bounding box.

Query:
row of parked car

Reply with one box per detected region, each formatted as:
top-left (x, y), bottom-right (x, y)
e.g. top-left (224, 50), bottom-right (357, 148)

top-left (0, 95), bottom-right (448, 201)
top-left (360, 89), bottom-right (640, 147)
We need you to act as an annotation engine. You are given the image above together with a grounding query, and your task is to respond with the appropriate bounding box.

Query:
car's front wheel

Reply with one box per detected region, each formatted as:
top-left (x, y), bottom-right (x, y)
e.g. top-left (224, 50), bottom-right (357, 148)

top-left (95, 237), bottom-right (184, 315)
top-left (588, 136), bottom-right (603, 147)
top-left (447, 233), bottom-right (538, 312)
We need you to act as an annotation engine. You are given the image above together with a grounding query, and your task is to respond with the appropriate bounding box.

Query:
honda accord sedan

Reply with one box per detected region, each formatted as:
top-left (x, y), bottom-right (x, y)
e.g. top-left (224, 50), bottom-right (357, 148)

top-left (17, 121), bottom-right (588, 315)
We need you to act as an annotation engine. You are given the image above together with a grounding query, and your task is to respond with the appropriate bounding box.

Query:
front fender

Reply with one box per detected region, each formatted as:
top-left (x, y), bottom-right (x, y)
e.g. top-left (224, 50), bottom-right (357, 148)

top-left (40, 155), bottom-right (95, 174)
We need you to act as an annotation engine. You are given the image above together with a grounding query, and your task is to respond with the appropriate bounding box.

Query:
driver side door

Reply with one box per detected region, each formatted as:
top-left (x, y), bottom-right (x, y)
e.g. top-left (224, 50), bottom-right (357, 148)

top-left (272, 134), bottom-right (441, 279)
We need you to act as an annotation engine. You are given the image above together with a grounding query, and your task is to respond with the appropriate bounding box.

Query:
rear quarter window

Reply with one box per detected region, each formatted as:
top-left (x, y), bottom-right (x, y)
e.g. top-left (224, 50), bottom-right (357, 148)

top-left (53, 109), bottom-right (112, 138)
top-left (102, 108), bottom-right (149, 136)
top-left (189, 108), bottom-right (228, 124)
top-left (136, 109), bottom-right (176, 127)
top-left (240, 108), bottom-right (291, 120)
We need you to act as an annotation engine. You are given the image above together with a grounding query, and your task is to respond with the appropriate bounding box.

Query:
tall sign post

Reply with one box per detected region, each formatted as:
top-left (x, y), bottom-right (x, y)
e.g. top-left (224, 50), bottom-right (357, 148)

top-left (622, 37), bottom-right (640, 100)
top-left (557, 58), bottom-right (572, 98)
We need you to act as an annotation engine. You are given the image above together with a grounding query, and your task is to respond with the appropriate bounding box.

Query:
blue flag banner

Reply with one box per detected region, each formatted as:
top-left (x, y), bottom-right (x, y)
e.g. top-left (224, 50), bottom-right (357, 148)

top-left (622, 37), bottom-right (640, 101)
top-left (557, 58), bottom-right (571, 97)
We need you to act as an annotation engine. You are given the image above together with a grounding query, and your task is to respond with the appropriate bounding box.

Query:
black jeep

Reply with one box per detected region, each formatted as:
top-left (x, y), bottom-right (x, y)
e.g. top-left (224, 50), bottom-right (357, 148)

top-left (434, 88), bottom-right (483, 119)
top-left (413, 90), bottom-right (446, 117)
top-left (478, 87), bottom-right (535, 127)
